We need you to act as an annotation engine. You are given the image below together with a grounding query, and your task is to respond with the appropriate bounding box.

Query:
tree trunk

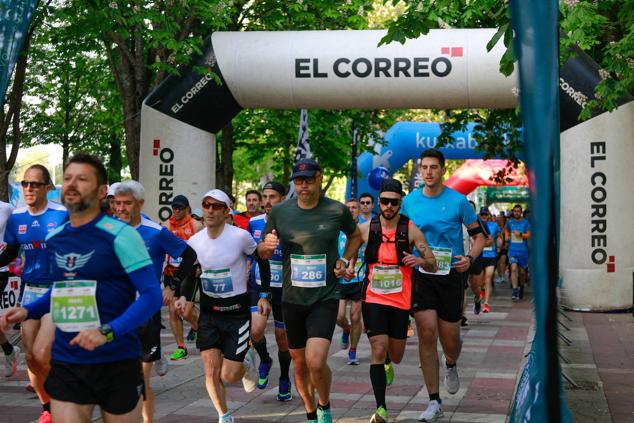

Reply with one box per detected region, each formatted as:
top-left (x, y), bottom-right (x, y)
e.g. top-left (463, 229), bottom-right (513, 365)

top-left (62, 134), bottom-right (69, 166)
top-left (216, 122), bottom-right (234, 193)
top-left (109, 133), bottom-right (122, 182)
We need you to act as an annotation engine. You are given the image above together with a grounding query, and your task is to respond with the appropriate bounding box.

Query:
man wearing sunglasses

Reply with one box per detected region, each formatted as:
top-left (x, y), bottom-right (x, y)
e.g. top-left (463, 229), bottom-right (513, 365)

top-left (164, 195), bottom-right (203, 362)
top-left (359, 193), bottom-right (375, 223)
top-left (0, 164), bottom-right (67, 423)
top-left (259, 158), bottom-right (362, 423)
top-left (358, 178), bottom-right (437, 423)
top-left (401, 149), bottom-right (485, 422)
top-left (174, 189), bottom-right (271, 423)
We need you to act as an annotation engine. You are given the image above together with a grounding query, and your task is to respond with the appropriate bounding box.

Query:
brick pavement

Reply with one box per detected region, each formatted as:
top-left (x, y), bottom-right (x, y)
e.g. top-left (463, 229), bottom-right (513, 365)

top-left (0, 283), bottom-right (544, 422)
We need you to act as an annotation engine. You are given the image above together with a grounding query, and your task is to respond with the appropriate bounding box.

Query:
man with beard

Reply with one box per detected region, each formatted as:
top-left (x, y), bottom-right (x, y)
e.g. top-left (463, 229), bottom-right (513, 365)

top-left (1, 153), bottom-right (162, 422)
top-left (358, 178), bottom-right (437, 423)
top-left (0, 164), bottom-right (67, 423)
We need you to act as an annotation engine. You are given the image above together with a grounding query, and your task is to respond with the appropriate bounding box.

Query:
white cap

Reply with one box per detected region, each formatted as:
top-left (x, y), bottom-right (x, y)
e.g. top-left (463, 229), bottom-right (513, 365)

top-left (107, 182), bottom-right (121, 197)
top-left (202, 189), bottom-right (231, 209)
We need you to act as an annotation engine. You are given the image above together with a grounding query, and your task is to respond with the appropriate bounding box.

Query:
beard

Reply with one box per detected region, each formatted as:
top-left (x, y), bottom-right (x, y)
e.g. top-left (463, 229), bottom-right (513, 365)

top-left (380, 207), bottom-right (399, 221)
top-left (63, 191), bottom-right (96, 213)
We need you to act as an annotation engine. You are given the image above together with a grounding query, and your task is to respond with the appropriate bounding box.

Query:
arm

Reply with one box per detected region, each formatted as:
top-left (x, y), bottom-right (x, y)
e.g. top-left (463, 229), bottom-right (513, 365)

top-left (454, 221), bottom-right (485, 272)
top-left (335, 226), bottom-right (363, 279)
top-left (0, 243), bottom-right (19, 267)
top-left (405, 224), bottom-right (437, 273)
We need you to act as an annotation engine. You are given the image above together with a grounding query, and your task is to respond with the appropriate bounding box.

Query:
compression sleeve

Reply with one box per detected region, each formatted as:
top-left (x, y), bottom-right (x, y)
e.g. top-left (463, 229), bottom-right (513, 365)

top-left (172, 245), bottom-right (197, 286)
top-left (108, 265), bottom-right (162, 339)
top-left (23, 286), bottom-right (52, 320)
top-left (0, 244), bottom-right (19, 267)
top-left (254, 254), bottom-right (271, 292)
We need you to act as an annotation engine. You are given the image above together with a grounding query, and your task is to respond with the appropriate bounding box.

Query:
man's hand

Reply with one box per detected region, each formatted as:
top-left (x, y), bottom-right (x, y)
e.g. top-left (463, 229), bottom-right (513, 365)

top-left (0, 307), bottom-right (28, 332)
top-left (334, 258), bottom-right (348, 278)
top-left (162, 286), bottom-right (175, 306)
top-left (174, 296), bottom-right (187, 314)
top-left (402, 251), bottom-right (422, 268)
top-left (257, 298), bottom-right (271, 316)
top-left (453, 255), bottom-right (471, 273)
top-left (264, 230), bottom-right (279, 252)
top-left (70, 329), bottom-right (107, 351)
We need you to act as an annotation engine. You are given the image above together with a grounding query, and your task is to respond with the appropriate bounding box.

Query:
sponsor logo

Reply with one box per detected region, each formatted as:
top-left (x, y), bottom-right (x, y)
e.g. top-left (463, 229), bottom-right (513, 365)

top-left (589, 141), bottom-right (613, 272)
top-left (254, 230), bottom-right (262, 239)
top-left (153, 140), bottom-right (175, 222)
top-left (55, 250), bottom-right (95, 277)
top-left (170, 72), bottom-right (214, 113)
top-left (23, 240), bottom-right (46, 250)
top-left (213, 303), bottom-right (242, 312)
top-left (559, 77), bottom-right (589, 108)
top-left (18, 225), bottom-right (27, 234)
top-left (32, 220), bottom-right (40, 227)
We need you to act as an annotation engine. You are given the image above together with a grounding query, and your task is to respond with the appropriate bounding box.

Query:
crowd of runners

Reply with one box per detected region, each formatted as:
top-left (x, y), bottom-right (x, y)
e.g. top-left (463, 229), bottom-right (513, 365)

top-left (0, 149), bottom-right (531, 423)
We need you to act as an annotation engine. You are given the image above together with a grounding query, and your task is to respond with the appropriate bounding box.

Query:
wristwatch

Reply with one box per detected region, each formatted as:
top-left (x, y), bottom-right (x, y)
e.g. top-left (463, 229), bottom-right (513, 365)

top-left (259, 292), bottom-right (272, 301)
top-left (338, 257), bottom-right (350, 267)
top-left (99, 324), bottom-right (115, 343)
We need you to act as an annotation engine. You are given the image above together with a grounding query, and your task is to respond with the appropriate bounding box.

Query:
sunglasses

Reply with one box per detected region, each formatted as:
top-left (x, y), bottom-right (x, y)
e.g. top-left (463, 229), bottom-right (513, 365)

top-left (379, 197), bottom-right (400, 206)
top-left (21, 181), bottom-right (47, 188)
top-left (172, 205), bottom-right (185, 211)
top-left (201, 202), bottom-right (226, 211)
top-left (360, 201), bottom-right (372, 205)
top-left (293, 176), bottom-right (317, 185)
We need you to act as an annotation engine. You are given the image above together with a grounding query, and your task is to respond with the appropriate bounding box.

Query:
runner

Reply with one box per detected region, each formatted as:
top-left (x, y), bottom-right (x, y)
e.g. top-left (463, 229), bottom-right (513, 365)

top-left (401, 149), bottom-right (485, 422)
top-left (358, 178), bottom-right (437, 423)
top-left (506, 205), bottom-right (531, 301)
top-left (247, 181), bottom-right (293, 400)
top-left (0, 164), bottom-right (67, 423)
top-left (479, 207), bottom-right (502, 312)
top-left (1, 153), bottom-right (162, 422)
top-left (465, 202), bottom-right (492, 317)
top-left (240, 189), bottom-right (263, 219)
top-left (0, 200), bottom-right (20, 378)
top-left (113, 181), bottom-right (198, 423)
top-left (174, 188), bottom-right (271, 423)
top-left (336, 198), bottom-right (363, 365)
top-left (359, 192), bottom-right (375, 223)
top-left (164, 195), bottom-right (203, 361)
top-left (259, 158), bottom-right (362, 423)
top-left (495, 212), bottom-right (509, 284)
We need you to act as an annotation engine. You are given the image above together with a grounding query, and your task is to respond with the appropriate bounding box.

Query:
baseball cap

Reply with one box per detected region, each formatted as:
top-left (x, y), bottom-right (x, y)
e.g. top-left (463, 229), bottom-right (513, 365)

top-left (263, 181), bottom-right (286, 196)
top-left (106, 182), bottom-right (121, 197)
top-left (380, 178), bottom-right (404, 195)
top-left (479, 206), bottom-right (490, 215)
top-left (172, 195), bottom-right (189, 208)
top-left (202, 189), bottom-right (232, 209)
top-left (291, 159), bottom-right (322, 180)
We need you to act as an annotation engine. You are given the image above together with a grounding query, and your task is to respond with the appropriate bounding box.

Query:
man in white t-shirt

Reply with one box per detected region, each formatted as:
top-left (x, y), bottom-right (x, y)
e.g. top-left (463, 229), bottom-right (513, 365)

top-left (0, 201), bottom-right (19, 377)
top-left (175, 189), bottom-right (271, 423)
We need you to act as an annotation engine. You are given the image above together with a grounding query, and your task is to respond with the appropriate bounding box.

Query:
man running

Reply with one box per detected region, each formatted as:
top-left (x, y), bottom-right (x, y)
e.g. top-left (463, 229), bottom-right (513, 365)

top-left (247, 181), bottom-right (293, 400)
top-left (465, 202), bottom-right (492, 317)
top-left (259, 159), bottom-right (362, 423)
top-left (479, 207), bottom-right (501, 312)
top-left (358, 178), bottom-right (437, 423)
top-left (359, 193), bottom-right (375, 223)
top-left (240, 189), bottom-right (263, 219)
top-left (495, 212), bottom-right (509, 284)
top-left (1, 153), bottom-right (162, 422)
top-left (175, 189), bottom-right (271, 423)
top-left (0, 164), bottom-right (67, 423)
top-left (401, 149), bottom-right (485, 422)
top-left (0, 200), bottom-right (19, 378)
top-left (164, 194), bottom-right (203, 361)
top-left (113, 181), bottom-right (198, 423)
top-left (506, 205), bottom-right (531, 301)
top-left (336, 198), bottom-right (363, 365)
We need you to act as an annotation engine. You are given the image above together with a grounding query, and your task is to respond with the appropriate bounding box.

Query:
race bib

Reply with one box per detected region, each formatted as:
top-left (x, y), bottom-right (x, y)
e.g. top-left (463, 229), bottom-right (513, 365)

top-left (371, 264), bottom-right (402, 294)
top-left (419, 246), bottom-right (452, 275)
top-left (21, 283), bottom-right (49, 306)
top-left (0, 277), bottom-right (21, 316)
top-left (51, 280), bottom-right (100, 332)
top-left (256, 260), bottom-right (283, 288)
top-left (483, 245), bottom-right (494, 252)
top-left (291, 254), bottom-right (326, 287)
top-left (168, 256), bottom-right (182, 267)
top-left (201, 268), bottom-right (235, 298)
top-left (511, 232), bottom-right (523, 243)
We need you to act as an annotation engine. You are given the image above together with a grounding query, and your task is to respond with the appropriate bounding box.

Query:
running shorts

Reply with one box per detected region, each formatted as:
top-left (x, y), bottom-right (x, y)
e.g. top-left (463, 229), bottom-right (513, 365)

top-left (138, 311), bottom-right (161, 363)
top-left (339, 282), bottom-right (362, 301)
top-left (468, 256), bottom-right (484, 275)
top-left (411, 269), bottom-right (464, 323)
top-left (362, 302), bottom-right (409, 340)
top-left (249, 292), bottom-right (284, 328)
top-left (282, 300), bottom-right (338, 349)
top-left (197, 311), bottom-right (251, 362)
top-left (508, 251), bottom-right (529, 268)
top-left (481, 257), bottom-right (497, 269)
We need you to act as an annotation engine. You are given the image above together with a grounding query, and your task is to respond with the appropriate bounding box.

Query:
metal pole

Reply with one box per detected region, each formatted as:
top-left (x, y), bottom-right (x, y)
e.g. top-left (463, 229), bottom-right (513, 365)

top-left (351, 123), bottom-right (358, 198)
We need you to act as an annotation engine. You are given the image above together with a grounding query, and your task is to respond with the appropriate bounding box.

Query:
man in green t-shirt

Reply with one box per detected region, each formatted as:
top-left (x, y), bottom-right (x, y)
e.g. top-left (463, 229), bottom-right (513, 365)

top-left (259, 159), bottom-right (362, 423)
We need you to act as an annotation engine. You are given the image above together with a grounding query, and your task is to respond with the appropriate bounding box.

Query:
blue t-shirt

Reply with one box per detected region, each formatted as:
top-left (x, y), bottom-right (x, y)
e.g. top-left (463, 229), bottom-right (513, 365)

top-left (4, 202), bottom-right (67, 285)
top-left (482, 221), bottom-right (501, 259)
top-left (337, 230), bottom-right (365, 284)
top-left (136, 217), bottom-right (187, 280)
top-left (248, 214), bottom-right (283, 291)
top-left (26, 213), bottom-right (160, 364)
top-left (507, 218), bottom-right (530, 254)
top-left (401, 187), bottom-right (477, 265)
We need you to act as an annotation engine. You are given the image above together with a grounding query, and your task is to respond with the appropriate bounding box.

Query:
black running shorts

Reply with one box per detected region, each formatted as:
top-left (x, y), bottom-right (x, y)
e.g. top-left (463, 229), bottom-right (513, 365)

top-left (468, 256), bottom-right (484, 275)
top-left (197, 311), bottom-right (251, 362)
top-left (282, 300), bottom-right (338, 349)
top-left (411, 269), bottom-right (465, 323)
top-left (138, 311), bottom-right (162, 363)
top-left (339, 282), bottom-right (362, 301)
top-left (362, 302), bottom-right (409, 340)
top-left (481, 257), bottom-right (497, 269)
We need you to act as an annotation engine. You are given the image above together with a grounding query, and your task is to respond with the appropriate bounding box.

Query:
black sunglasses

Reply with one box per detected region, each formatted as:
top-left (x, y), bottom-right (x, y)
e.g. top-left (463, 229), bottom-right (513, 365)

top-left (379, 197), bottom-right (400, 206)
top-left (360, 200), bottom-right (372, 205)
top-left (21, 181), bottom-right (47, 189)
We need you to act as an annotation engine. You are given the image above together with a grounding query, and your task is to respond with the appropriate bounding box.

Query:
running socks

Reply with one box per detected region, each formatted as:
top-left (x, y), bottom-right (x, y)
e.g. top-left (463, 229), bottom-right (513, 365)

top-left (252, 338), bottom-right (271, 364)
top-left (278, 350), bottom-right (291, 380)
top-left (318, 402), bottom-right (330, 411)
top-left (306, 410), bottom-right (317, 420)
top-left (1, 341), bottom-right (13, 355)
top-left (42, 402), bottom-right (51, 412)
top-left (370, 364), bottom-right (387, 408)
top-left (429, 393), bottom-right (441, 403)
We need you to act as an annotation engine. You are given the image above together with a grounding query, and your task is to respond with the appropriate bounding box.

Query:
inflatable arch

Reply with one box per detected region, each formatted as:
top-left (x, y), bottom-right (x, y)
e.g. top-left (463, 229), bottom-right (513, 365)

top-left (139, 30), bottom-right (633, 311)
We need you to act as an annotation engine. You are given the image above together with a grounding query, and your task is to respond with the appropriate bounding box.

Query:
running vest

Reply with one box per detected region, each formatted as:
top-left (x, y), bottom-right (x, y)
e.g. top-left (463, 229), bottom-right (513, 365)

top-left (164, 215), bottom-right (197, 276)
top-left (364, 215), bottom-right (411, 267)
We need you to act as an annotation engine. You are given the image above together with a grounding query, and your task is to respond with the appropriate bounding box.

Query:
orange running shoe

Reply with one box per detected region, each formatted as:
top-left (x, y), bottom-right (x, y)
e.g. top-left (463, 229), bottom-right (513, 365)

top-left (482, 303), bottom-right (490, 313)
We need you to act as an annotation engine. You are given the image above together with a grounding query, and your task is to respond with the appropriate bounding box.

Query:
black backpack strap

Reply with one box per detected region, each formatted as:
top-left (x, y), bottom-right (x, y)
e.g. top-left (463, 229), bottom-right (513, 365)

top-left (395, 215), bottom-right (411, 266)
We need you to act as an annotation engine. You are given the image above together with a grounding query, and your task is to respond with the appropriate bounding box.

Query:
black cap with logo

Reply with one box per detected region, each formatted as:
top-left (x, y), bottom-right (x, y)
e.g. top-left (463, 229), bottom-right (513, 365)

top-left (291, 159), bottom-right (322, 180)
top-left (380, 178), bottom-right (404, 196)
top-left (171, 195), bottom-right (189, 208)
top-left (263, 181), bottom-right (286, 196)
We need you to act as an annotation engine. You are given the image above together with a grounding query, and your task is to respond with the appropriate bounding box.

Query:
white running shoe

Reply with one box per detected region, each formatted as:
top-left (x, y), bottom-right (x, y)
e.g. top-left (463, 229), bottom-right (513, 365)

top-left (218, 413), bottom-right (234, 423)
top-left (444, 361), bottom-right (460, 395)
top-left (4, 345), bottom-right (19, 378)
top-left (155, 353), bottom-right (169, 377)
top-left (242, 348), bottom-right (258, 393)
top-left (418, 400), bottom-right (443, 422)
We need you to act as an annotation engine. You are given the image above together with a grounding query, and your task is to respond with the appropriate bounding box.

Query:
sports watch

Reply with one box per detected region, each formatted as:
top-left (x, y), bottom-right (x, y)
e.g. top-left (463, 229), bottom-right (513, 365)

top-left (99, 324), bottom-right (115, 343)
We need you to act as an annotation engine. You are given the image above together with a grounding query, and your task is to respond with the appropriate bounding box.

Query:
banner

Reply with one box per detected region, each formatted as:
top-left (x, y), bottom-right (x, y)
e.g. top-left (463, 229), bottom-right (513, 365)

top-left (286, 109), bottom-right (311, 198)
top-left (0, 0), bottom-right (38, 107)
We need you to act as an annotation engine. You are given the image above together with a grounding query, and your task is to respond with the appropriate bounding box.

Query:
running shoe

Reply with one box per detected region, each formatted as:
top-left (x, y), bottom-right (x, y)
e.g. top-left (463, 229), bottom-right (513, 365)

top-left (4, 345), bottom-right (20, 377)
top-left (307, 420), bottom-right (318, 423)
top-left (218, 413), bottom-right (234, 423)
top-left (347, 350), bottom-right (359, 365)
top-left (170, 347), bottom-right (188, 360)
top-left (37, 411), bottom-right (52, 423)
top-left (460, 316), bottom-right (469, 327)
top-left (26, 384), bottom-right (35, 393)
top-left (186, 328), bottom-right (198, 342)
top-left (511, 288), bottom-right (520, 301)
top-left (482, 303), bottom-right (491, 313)
top-left (257, 357), bottom-right (273, 389)
top-left (418, 400), bottom-right (443, 422)
top-left (340, 331), bottom-right (350, 350)
top-left (370, 406), bottom-right (388, 423)
top-left (480, 290), bottom-right (486, 300)
top-left (317, 407), bottom-right (332, 423)
top-left (444, 360), bottom-right (460, 394)
top-left (384, 362), bottom-right (394, 386)
top-left (277, 377), bottom-right (293, 401)
top-left (473, 296), bottom-right (482, 315)
top-left (155, 353), bottom-right (169, 376)
top-left (242, 348), bottom-right (258, 393)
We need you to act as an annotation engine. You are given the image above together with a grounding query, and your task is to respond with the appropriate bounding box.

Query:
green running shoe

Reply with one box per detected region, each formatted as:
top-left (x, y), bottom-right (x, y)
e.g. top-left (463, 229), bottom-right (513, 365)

top-left (170, 347), bottom-right (188, 361)
top-left (370, 406), bottom-right (388, 423)
top-left (317, 407), bottom-right (332, 423)
top-left (384, 362), bottom-right (394, 386)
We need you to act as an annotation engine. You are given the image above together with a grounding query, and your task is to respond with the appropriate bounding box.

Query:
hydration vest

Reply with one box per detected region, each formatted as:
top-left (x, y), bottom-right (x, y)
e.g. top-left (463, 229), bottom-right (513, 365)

top-left (364, 215), bottom-right (411, 267)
